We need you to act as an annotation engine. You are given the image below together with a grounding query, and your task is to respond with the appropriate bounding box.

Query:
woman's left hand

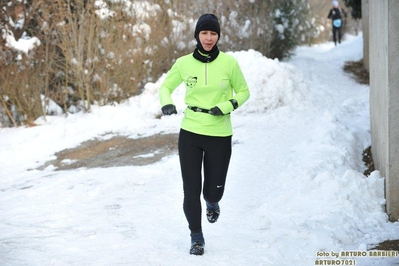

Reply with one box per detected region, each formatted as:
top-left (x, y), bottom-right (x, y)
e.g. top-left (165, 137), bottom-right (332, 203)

top-left (210, 107), bottom-right (223, 116)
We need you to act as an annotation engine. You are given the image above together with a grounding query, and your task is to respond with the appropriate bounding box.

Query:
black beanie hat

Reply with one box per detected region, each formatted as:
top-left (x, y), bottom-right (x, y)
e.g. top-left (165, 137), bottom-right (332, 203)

top-left (194, 14), bottom-right (220, 40)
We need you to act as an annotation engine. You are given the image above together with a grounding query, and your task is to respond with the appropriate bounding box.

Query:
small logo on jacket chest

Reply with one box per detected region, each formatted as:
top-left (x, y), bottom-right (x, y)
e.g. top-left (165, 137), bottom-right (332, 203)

top-left (186, 76), bottom-right (198, 88)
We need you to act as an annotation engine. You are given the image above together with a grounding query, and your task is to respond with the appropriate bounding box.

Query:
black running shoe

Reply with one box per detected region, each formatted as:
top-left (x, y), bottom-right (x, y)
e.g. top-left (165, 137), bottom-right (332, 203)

top-left (190, 231), bottom-right (205, 255)
top-left (206, 202), bottom-right (220, 223)
top-left (190, 242), bottom-right (204, 255)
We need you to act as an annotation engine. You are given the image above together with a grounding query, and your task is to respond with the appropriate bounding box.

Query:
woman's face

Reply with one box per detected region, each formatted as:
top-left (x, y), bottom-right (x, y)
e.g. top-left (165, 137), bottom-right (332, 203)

top-left (199, 30), bottom-right (219, 51)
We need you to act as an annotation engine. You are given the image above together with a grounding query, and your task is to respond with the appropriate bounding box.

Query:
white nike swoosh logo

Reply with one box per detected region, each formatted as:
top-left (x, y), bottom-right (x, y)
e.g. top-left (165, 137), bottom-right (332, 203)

top-left (217, 185), bottom-right (223, 188)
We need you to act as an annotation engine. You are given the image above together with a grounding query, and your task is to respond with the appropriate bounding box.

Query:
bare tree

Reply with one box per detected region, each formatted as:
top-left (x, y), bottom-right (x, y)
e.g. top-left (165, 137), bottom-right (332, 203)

top-left (0, 0), bottom-right (333, 127)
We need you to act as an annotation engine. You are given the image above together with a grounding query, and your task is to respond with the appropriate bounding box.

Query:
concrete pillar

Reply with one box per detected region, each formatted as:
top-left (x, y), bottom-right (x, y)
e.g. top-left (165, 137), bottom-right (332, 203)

top-left (369, 0), bottom-right (399, 222)
top-left (362, 0), bottom-right (369, 71)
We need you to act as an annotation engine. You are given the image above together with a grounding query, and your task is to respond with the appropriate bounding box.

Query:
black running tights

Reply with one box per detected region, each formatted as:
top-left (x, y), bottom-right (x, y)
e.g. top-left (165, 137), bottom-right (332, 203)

top-left (332, 26), bottom-right (342, 44)
top-left (178, 129), bottom-right (232, 232)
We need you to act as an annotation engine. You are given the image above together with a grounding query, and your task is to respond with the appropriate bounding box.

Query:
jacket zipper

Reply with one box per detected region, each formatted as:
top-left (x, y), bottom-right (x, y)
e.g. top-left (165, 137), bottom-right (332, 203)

top-left (205, 63), bottom-right (208, 85)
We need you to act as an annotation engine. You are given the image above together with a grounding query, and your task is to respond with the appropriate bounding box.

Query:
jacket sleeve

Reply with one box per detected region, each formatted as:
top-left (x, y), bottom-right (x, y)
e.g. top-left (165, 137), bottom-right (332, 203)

top-left (327, 9), bottom-right (333, 19)
top-left (159, 60), bottom-right (183, 107)
top-left (217, 59), bottom-right (250, 114)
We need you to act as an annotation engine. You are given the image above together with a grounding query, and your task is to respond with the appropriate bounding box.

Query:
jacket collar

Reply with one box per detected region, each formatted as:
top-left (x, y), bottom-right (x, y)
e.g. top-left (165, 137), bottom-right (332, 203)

top-left (193, 44), bottom-right (220, 63)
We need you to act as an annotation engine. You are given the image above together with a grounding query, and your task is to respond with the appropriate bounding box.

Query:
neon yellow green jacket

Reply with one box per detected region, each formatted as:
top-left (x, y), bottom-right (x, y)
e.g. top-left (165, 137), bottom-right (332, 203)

top-left (159, 51), bottom-right (250, 136)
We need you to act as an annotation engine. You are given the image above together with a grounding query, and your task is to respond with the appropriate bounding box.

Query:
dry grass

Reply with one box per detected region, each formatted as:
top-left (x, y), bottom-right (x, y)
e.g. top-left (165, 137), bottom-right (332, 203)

top-left (0, 0), bottom-right (359, 127)
top-left (343, 59), bottom-right (370, 85)
top-left (371, 239), bottom-right (399, 252)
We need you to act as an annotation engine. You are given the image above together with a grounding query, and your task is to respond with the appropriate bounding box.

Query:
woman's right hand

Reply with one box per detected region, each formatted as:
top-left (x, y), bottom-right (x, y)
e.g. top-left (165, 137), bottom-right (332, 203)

top-left (161, 104), bottom-right (177, 115)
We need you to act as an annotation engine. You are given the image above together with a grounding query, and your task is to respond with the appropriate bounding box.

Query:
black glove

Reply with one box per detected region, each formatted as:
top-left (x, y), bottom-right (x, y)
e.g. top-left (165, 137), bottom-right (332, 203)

top-left (210, 106), bottom-right (223, 116)
top-left (161, 104), bottom-right (177, 115)
top-left (229, 99), bottom-right (238, 110)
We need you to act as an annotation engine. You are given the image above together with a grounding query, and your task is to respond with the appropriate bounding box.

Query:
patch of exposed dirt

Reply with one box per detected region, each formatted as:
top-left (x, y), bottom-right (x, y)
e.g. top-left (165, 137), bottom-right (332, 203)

top-left (343, 59), bottom-right (370, 85)
top-left (362, 146), bottom-right (375, 176)
top-left (37, 133), bottom-right (178, 170)
top-left (371, 239), bottom-right (399, 251)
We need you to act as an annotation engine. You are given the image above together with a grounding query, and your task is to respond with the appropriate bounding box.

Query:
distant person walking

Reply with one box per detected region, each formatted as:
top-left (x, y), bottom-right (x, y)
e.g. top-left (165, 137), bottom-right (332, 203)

top-left (159, 14), bottom-right (250, 256)
top-left (328, 0), bottom-right (347, 45)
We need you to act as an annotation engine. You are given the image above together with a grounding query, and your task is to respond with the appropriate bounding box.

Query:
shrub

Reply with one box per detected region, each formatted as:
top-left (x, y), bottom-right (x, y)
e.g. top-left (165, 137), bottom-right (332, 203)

top-left (0, 0), bottom-right (329, 127)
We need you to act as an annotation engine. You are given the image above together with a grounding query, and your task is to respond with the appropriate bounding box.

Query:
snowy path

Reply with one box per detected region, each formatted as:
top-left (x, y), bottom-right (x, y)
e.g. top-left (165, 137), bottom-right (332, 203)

top-left (1, 35), bottom-right (399, 266)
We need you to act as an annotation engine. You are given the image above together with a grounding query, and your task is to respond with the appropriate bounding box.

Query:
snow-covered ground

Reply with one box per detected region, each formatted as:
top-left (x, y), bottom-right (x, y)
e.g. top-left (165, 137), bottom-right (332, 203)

top-left (1, 34), bottom-right (398, 266)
